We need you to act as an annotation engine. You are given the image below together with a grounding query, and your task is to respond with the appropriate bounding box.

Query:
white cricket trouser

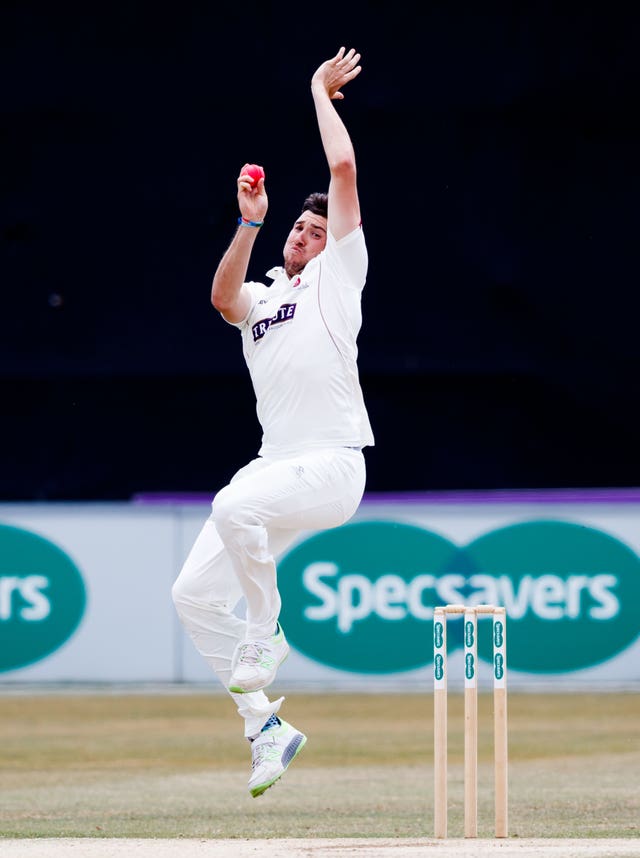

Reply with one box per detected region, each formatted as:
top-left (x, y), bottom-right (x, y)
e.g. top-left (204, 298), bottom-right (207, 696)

top-left (172, 446), bottom-right (366, 736)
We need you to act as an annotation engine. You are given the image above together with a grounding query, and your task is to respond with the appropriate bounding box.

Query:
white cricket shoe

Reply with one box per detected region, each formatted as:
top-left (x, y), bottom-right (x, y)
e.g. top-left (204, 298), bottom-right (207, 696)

top-left (229, 624), bottom-right (290, 694)
top-left (248, 718), bottom-right (307, 798)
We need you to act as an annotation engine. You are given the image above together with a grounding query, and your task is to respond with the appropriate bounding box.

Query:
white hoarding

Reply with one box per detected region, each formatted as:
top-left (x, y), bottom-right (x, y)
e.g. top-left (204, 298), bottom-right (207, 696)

top-left (1, 491), bottom-right (639, 690)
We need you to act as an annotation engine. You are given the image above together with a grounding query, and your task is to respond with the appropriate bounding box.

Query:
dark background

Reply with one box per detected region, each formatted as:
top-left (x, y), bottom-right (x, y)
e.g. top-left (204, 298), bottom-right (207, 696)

top-left (2, 3), bottom-right (639, 500)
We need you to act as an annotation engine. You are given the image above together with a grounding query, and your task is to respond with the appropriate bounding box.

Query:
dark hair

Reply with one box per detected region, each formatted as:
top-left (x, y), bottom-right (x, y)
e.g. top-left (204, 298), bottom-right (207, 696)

top-left (301, 192), bottom-right (328, 219)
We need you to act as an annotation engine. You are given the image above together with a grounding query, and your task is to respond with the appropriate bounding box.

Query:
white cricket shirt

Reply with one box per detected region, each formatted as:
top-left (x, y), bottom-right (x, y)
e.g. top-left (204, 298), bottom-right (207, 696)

top-left (231, 225), bottom-right (374, 458)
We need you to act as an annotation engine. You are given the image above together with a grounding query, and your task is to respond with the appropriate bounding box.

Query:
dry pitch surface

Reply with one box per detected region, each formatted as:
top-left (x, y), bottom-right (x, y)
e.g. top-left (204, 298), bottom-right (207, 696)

top-left (1, 838), bottom-right (640, 857)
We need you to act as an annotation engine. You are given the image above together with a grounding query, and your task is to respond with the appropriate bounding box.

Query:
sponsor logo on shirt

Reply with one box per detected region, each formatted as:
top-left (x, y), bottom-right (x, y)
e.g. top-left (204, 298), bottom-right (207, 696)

top-left (252, 302), bottom-right (297, 342)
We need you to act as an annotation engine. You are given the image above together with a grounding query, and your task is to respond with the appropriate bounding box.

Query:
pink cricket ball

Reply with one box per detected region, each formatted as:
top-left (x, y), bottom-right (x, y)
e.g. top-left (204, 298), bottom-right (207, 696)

top-left (241, 163), bottom-right (265, 187)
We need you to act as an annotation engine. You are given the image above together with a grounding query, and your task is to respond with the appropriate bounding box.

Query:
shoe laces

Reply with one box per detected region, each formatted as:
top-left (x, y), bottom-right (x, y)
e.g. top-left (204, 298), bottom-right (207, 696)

top-left (251, 735), bottom-right (280, 769)
top-left (237, 642), bottom-right (264, 665)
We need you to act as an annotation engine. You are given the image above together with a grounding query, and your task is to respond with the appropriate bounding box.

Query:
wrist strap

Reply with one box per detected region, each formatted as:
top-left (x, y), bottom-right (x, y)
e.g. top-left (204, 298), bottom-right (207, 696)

top-left (238, 216), bottom-right (264, 228)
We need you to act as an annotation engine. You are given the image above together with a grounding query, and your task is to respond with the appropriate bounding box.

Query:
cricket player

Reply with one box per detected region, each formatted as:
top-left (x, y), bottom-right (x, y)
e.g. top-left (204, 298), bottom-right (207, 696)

top-left (172, 46), bottom-right (373, 797)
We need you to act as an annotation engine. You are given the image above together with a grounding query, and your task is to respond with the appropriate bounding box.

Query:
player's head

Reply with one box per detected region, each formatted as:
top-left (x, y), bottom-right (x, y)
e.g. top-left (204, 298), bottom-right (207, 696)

top-left (283, 193), bottom-right (328, 278)
top-left (301, 192), bottom-right (328, 219)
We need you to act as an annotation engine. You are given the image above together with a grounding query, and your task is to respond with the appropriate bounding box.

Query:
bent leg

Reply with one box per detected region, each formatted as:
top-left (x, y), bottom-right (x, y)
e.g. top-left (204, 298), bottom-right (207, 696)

top-left (172, 515), bottom-right (289, 736)
top-left (212, 449), bottom-right (366, 639)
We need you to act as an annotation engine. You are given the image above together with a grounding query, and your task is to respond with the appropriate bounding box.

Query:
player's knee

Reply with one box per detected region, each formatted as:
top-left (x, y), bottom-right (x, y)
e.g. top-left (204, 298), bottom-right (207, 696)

top-left (171, 574), bottom-right (189, 612)
top-left (171, 562), bottom-right (204, 612)
top-left (211, 488), bottom-right (248, 539)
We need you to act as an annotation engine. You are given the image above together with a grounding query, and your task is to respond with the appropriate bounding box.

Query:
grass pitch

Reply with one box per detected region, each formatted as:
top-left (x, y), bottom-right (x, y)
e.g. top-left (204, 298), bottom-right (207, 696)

top-left (0, 691), bottom-right (638, 839)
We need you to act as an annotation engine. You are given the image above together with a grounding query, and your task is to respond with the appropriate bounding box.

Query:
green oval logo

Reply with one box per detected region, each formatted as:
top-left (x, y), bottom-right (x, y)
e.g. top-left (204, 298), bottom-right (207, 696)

top-left (279, 521), bottom-right (459, 672)
top-left (465, 520), bottom-right (640, 672)
top-left (278, 518), bottom-right (640, 675)
top-left (0, 524), bottom-right (87, 672)
top-left (465, 653), bottom-right (475, 680)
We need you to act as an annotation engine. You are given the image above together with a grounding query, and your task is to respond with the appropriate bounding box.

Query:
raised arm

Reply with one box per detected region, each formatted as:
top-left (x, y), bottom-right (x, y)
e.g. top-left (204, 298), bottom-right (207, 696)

top-left (211, 167), bottom-right (268, 324)
top-left (311, 47), bottom-right (362, 240)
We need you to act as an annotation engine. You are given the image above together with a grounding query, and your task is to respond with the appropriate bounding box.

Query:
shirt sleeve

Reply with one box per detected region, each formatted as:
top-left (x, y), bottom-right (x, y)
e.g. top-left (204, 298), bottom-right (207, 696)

top-left (228, 281), bottom-right (266, 329)
top-left (327, 226), bottom-right (368, 292)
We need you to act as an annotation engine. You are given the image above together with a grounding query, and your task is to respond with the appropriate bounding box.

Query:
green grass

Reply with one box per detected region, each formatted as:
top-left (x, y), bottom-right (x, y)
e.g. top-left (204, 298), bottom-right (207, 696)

top-left (0, 691), bottom-right (638, 839)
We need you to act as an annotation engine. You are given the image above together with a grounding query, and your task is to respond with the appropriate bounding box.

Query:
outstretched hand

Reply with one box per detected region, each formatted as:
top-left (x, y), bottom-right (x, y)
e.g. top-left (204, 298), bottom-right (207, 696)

top-left (312, 46), bottom-right (362, 100)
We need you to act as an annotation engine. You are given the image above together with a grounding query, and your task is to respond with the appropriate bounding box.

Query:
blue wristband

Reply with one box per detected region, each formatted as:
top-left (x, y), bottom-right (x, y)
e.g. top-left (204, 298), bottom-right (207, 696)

top-left (238, 217), bottom-right (264, 228)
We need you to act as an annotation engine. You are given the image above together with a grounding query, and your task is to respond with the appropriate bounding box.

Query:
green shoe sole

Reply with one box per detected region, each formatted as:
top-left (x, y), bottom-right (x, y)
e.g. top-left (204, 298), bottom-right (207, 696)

top-left (250, 733), bottom-right (307, 797)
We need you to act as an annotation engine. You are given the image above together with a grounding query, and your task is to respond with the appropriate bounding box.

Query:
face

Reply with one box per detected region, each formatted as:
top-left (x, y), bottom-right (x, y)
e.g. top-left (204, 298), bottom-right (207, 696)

top-left (282, 210), bottom-right (327, 278)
